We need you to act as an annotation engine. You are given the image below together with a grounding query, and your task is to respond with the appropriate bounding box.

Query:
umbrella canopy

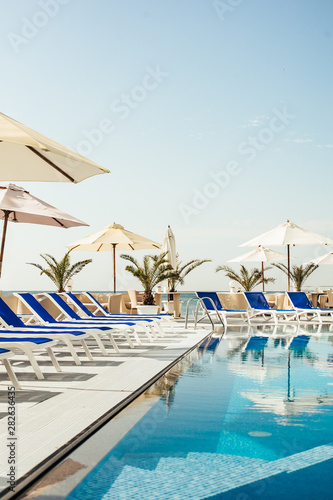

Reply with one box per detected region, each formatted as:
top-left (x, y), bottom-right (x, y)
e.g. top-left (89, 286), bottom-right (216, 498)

top-left (240, 220), bottom-right (333, 290)
top-left (240, 220), bottom-right (333, 247)
top-left (0, 183), bottom-right (88, 277)
top-left (0, 112), bottom-right (109, 183)
top-left (67, 222), bottom-right (162, 292)
top-left (305, 252), bottom-right (333, 266)
top-left (161, 225), bottom-right (176, 269)
top-left (229, 246), bottom-right (293, 291)
top-left (229, 246), bottom-right (291, 263)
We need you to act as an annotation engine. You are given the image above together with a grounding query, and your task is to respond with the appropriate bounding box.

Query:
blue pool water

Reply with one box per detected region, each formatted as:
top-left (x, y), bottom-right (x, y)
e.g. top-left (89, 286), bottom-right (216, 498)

top-left (66, 325), bottom-right (333, 499)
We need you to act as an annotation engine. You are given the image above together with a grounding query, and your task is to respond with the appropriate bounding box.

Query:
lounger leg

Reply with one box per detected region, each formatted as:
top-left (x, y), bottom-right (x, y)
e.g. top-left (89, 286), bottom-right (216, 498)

top-left (154, 322), bottom-right (165, 337)
top-left (22, 348), bottom-right (44, 380)
top-left (90, 333), bottom-right (109, 356)
top-left (134, 322), bottom-right (151, 343)
top-left (80, 339), bottom-right (94, 361)
top-left (144, 325), bottom-right (154, 342)
top-left (46, 347), bottom-right (62, 372)
top-left (2, 360), bottom-right (22, 390)
top-left (62, 339), bottom-right (82, 366)
top-left (123, 330), bottom-right (135, 349)
top-left (106, 333), bottom-right (120, 353)
top-left (131, 328), bottom-right (143, 346)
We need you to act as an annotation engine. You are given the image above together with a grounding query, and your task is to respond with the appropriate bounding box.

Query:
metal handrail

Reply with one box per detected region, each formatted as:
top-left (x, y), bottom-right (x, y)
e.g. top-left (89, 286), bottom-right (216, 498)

top-left (184, 296), bottom-right (224, 331)
top-left (194, 296), bottom-right (224, 330)
top-left (184, 297), bottom-right (202, 329)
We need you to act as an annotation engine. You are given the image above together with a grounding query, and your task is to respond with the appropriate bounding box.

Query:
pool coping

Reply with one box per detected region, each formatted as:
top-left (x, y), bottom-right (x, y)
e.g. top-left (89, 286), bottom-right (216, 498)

top-left (1, 328), bottom-right (212, 500)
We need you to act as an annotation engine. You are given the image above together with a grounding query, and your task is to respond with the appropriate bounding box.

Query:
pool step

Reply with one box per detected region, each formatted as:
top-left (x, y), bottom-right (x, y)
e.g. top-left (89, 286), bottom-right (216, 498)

top-left (155, 453), bottom-right (267, 473)
top-left (102, 445), bottom-right (333, 500)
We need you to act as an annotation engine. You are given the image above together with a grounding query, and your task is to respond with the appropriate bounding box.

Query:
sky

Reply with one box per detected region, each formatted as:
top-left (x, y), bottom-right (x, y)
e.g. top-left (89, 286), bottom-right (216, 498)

top-left (0, 0), bottom-right (332, 292)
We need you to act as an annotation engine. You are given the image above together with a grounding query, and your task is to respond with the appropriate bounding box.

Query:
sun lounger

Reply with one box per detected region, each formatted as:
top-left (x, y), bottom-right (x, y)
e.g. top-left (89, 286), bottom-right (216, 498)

top-left (196, 292), bottom-right (249, 326)
top-left (62, 292), bottom-right (161, 341)
top-left (81, 291), bottom-right (176, 334)
top-left (0, 348), bottom-right (21, 390)
top-left (244, 292), bottom-right (297, 324)
top-left (14, 293), bottom-right (139, 350)
top-left (287, 292), bottom-right (333, 323)
top-left (0, 336), bottom-right (60, 381)
top-left (46, 292), bottom-right (154, 345)
top-left (0, 296), bottom-right (99, 364)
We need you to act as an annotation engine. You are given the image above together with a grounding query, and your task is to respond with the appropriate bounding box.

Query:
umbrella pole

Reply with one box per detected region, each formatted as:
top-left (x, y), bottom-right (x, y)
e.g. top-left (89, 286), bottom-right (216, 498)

top-left (112, 244), bottom-right (117, 293)
top-left (262, 262), bottom-right (265, 292)
top-left (0, 211), bottom-right (11, 279)
top-left (287, 245), bottom-right (290, 291)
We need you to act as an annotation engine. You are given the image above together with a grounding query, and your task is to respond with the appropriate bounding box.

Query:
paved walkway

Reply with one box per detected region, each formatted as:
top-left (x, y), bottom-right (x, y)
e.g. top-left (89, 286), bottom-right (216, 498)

top-left (0, 322), bottom-right (210, 499)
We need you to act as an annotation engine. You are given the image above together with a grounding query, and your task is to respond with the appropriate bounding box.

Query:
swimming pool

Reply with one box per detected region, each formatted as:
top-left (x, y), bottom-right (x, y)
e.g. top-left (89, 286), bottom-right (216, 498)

top-left (64, 324), bottom-right (333, 500)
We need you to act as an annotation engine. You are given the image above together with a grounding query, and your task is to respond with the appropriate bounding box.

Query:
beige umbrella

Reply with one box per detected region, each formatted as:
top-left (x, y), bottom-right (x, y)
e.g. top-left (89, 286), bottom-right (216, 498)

top-left (305, 252), bottom-right (333, 266)
top-left (0, 183), bottom-right (88, 277)
top-left (67, 222), bottom-right (162, 292)
top-left (161, 226), bottom-right (176, 270)
top-left (240, 220), bottom-right (333, 290)
top-left (0, 112), bottom-right (109, 183)
top-left (228, 245), bottom-right (294, 291)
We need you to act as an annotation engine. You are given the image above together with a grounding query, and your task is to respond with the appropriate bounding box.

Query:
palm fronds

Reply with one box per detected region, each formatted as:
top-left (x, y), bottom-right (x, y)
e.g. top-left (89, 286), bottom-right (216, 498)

top-left (28, 251), bottom-right (92, 292)
top-left (272, 263), bottom-right (318, 291)
top-left (216, 264), bottom-right (275, 291)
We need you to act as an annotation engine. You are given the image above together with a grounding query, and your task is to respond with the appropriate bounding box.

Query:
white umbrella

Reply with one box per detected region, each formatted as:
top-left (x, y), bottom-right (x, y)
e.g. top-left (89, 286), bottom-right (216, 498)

top-left (162, 225), bottom-right (176, 269)
top-left (305, 252), bottom-right (333, 266)
top-left (161, 225), bottom-right (177, 296)
top-left (67, 223), bottom-right (162, 292)
top-left (0, 183), bottom-right (88, 277)
top-left (240, 220), bottom-right (333, 290)
top-left (0, 112), bottom-right (109, 183)
top-left (228, 246), bottom-right (293, 291)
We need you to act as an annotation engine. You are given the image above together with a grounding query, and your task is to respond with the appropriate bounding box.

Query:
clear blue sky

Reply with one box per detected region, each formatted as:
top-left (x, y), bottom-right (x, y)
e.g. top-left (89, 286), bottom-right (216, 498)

top-left (0, 0), bottom-right (332, 291)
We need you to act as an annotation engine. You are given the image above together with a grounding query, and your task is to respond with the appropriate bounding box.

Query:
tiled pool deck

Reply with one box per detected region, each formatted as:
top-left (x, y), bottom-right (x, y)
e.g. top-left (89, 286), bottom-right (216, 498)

top-left (0, 320), bottom-right (211, 499)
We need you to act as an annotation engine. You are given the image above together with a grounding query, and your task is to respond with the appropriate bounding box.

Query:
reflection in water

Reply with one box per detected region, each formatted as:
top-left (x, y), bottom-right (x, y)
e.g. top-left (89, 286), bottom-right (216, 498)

top-left (221, 324), bottom-right (333, 417)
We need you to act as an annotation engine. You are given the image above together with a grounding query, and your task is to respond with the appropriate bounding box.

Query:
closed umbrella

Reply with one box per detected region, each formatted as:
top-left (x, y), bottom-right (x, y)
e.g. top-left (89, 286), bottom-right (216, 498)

top-left (0, 183), bottom-right (88, 277)
top-left (228, 246), bottom-right (293, 291)
top-left (67, 223), bottom-right (161, 292)
top-left (161, 225), bottom-right (177, 301)
top-left (240, 220), bottom-right (333, 290)
top-left (0, 112), bottom-right (109, 183)
top-left (162, 225), bottom-right (176, 270)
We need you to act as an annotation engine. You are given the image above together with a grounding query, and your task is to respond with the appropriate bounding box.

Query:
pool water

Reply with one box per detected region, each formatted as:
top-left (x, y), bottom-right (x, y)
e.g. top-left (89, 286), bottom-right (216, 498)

top-left (66, 325), bottom-right (333, 500)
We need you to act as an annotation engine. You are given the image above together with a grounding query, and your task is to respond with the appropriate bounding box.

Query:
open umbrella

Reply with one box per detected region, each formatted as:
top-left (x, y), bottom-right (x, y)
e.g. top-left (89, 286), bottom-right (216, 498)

top-left (0, 112), bottom-right (109, 183)
top-left (67, 223), bottom-right (162, 292)
top-left (305, 252), bottom-right (333, 266)
top-left (240, 220), bottom-right (333, 290)
top-left (0, 183), bottom-right (88, 277)
top-left (228, 246), bottom-right (293, 291)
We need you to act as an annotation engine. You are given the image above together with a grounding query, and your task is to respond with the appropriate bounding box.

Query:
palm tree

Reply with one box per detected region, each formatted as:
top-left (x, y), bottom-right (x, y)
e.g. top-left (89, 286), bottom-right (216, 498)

top-left (28, 251), bottom-right (92, 292)
top-left (216, 264), bottom-right (275, 292)
top-left (120, 252), bottom-right (178, 305)
top-left (272, 263), bottom-right (318, 291)
top-left (169, 258), bottom-right (211, 292)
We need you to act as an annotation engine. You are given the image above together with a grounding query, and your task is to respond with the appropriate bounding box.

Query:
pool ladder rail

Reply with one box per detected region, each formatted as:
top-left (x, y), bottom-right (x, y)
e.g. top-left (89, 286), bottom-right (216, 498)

top-left (184, 296), bottom-right (225, 332)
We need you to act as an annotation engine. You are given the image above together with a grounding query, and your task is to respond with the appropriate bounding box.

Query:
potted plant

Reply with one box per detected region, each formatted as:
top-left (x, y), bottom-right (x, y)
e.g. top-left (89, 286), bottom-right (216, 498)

top-left (120, 252), bottom-right (177, 314)
top-left (164, 257), bottom-right (211, 314)
top-left (28, 251), bottom-right (92, 292)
